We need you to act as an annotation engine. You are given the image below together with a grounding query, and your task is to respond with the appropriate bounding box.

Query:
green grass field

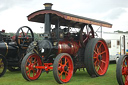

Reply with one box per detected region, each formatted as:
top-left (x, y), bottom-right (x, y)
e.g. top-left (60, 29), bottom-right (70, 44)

top-left (0, 64), bottom-right (118, 85)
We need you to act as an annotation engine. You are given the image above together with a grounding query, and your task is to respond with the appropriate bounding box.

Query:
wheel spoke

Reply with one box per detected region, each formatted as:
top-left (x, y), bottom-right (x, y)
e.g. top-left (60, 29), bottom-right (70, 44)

top-left (65, 71), bottom-right (68, 78)
top-left (94, 60), bottom-right (98, 66)
top-left (122, 67), bottom-right (127, 75)
top-left (122, 70), bottom-right (125, 75)
top-left (95, 61), bottom-right (100, 71)
top-left (21, 28), bottom-right (25, 37)
top-left (99, 51), bottom-right (106, 55)
top-left (59, 59), bottom-right (63, 66)
top-left (95, 44), bottom-right (99, 53)
top-left (98, 65), bottom-right (103, 72)
top-left (32, 69), bottom-right (36, 77)
top-left (33, 61), bottom-right (37, 65)
top-left (27, 29), bottom-right (30, 35)
top-left (59, 71), bottom-right (64, 79)
top-left (98, 43), bottom-right (102, 50)
top-left (65, 57), bottom-right (67, 65)
top-left (28, 58), bottom-right (32, 64)
top-left (26, 69), bottom-right (30, 73)
top-left (58, 66), bottom-right (61, 71)
top-left (93, 51), bottom-right (98, 59)
top-left (61, 59), bottom-right (62, 65)
top-left (93, 53), bottom-right (97, 59)
top-left (95, 65), bottom-right (99, 71)
top-left (94, 50), bottom-right (98, 54)
top-left (28, 60), bottom-right (31, 64)
top-left (22, 40), bottom-right (25, 45)
top-left (28, 70), bottom-right (31, 77)
top-left (33, 58), bottom-right (37, 65)
top-left (59, 63), bottom-right (62, 66)
top-left (101, 60), bottom-right (106, 64)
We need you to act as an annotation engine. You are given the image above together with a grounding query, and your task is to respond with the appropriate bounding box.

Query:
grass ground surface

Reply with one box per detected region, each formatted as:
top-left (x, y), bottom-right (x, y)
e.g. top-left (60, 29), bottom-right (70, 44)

top-left (0, 64), bottom-right (118, 85)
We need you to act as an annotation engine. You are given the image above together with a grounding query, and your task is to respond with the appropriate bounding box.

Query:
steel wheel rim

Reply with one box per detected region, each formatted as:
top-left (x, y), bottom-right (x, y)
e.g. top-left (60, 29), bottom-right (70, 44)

top-left (93, 40), bottom-right (109, 75)
top-left (25, 54), bottom-right (42, 80)
top-left (0, 58), bottom-right (4, 74)
top-left (122, 57), bottom-right (128, 85)
top-left (58, 55), bottom-right (73, 83)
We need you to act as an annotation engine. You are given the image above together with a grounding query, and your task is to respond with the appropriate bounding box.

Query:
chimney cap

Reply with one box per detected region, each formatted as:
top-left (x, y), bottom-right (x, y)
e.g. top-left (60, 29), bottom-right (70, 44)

top-left (43, 3), bottom-right (53, 10)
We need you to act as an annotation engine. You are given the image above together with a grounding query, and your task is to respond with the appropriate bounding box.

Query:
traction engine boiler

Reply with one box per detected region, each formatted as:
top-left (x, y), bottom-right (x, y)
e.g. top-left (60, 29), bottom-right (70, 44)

top-left (58, 41), bottom-right (79, 55)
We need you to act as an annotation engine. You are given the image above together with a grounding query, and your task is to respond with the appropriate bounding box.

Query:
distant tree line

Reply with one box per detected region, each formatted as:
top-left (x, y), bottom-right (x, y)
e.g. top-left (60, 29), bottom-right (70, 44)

top-left (114, 30), bottom-right (128, 33)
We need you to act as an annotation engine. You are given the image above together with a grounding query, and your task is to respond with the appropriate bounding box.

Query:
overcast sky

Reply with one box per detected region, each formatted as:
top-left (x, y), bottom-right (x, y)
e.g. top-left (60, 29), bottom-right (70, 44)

top-left (0, 0), bottom-right (128, 33)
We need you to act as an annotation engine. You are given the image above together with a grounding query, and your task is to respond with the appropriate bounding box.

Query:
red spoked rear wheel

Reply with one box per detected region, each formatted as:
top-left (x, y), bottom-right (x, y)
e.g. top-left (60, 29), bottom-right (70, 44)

top-left (21, 53), bottom-right (42, 81)
top-left (116, 55), bottom-right (128, 85)
top-left (85, 38), bottom-right (109, 77)
top-left (53, 53), bottom-right (74, 84)
top-left (93, 40), bottom-right (109, 75)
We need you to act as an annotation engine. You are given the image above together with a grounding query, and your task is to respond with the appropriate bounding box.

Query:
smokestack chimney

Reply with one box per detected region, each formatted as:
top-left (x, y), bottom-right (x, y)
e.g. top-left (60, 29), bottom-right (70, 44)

top-left (43, 3), bottom-right (52, 38)
top-left (43, 3), bottom-right (53, 10)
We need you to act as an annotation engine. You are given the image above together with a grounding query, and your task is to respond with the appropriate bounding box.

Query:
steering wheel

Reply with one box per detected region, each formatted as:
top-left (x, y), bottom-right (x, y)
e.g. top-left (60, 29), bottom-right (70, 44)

top-left (15, 26), bottom-right (34, 48)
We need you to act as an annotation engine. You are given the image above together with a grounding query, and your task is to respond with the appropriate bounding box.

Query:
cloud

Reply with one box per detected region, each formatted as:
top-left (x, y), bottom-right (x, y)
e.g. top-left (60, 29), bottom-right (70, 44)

top-left (102, 8), bottom-right (128, 32)
top-left (0, 6), bottom-right (43, 33)
top-left (83, 0), bottom-right (128, 13)
top-left (0, 0), bottom-right (36, 12)
top-left (0, 0), bottom-right (128, 33)
top-left (103, 8), bottom-right (127, 20)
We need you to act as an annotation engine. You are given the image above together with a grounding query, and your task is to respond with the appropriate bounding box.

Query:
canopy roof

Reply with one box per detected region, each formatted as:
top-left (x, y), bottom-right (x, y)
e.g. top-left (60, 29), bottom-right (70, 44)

top-left (28, 9), bottom-right (112, 28)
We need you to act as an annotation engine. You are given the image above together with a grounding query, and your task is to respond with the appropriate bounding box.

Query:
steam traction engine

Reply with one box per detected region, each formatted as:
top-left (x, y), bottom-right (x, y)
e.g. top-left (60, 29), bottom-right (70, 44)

top-left (0, 26), bottom-right (34, 77)
top-left (21, 3), bottom-right (112, 84)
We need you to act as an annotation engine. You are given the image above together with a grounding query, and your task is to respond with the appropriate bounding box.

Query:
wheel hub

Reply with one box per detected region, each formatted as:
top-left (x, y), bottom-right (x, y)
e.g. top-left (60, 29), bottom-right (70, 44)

top-left (29, 64), bottom-right (35, 70)
top-left (64, 66), bottom-right (68, 71)
top-left (98, 55), bottom-right (102, 61)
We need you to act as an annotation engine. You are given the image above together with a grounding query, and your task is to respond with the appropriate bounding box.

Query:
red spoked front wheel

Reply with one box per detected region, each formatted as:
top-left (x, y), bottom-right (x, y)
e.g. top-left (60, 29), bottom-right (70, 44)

top-left (21, 52), bottom-right (42, 81)
top-left (116, 55), bottom-right (128, 85)
top-left (53, 53), bottom-right (74, 84)
top-left (85, 38), bottom-right (109, 77)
